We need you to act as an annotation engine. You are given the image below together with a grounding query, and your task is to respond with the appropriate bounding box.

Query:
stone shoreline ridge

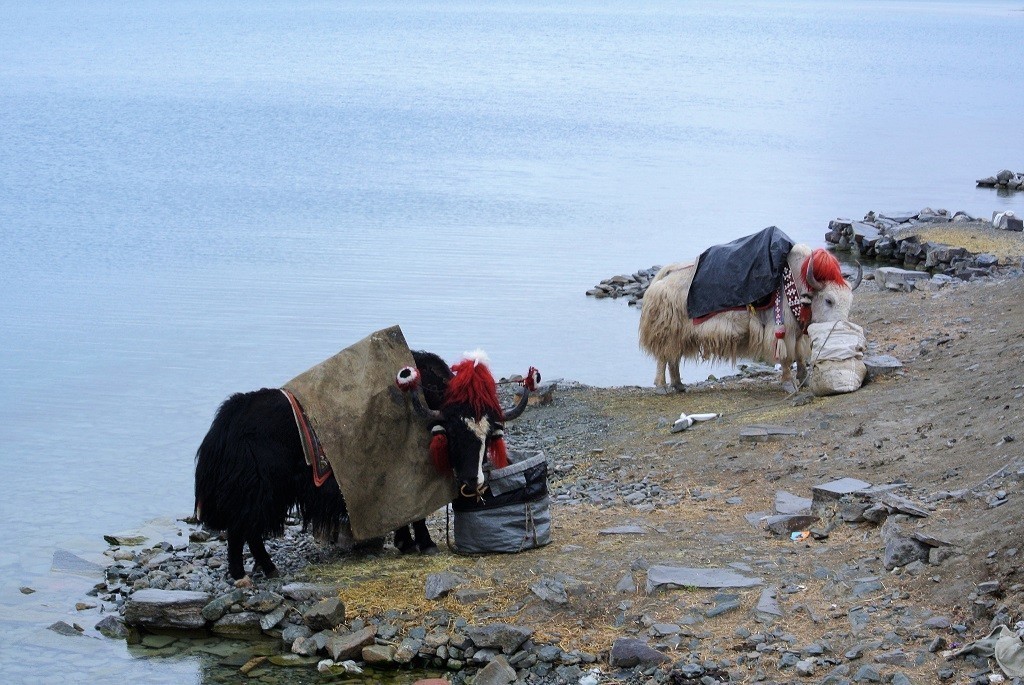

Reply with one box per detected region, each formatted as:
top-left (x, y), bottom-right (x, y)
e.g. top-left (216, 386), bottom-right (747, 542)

top-left (976, 169), bottom-right (1024, 191)
top-left (587, 207), bottom-right (1024, 305)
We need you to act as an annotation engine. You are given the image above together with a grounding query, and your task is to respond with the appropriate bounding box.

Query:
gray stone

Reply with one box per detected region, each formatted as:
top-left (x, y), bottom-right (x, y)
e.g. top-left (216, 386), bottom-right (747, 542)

top-left (854, 664), bottom-right (882, 682)
top-left (774, 491), bottom-right (812, 515)
top-left (739, 425), bottom-right (801, 442)
top-left (48, 621), bottom-right (82, 637)
top-left (884, 536), bottom-right (929, 570)
top-left (862, 503), bottom-right (889, 523)
top-left (425, 571), bottom-right (467, 600)
top-left (874, 650), bottom-right (910, 666)
top-left (875, 267), bottom-right (932, 292)
top-left (864, 355), bottom-right (903, 379)
top-left (812, 478), bottom-right (871, 501)
top-left (615, 573), bottom-right (636, 593)
top-left (260, 604), bottom-right (288, 631)
top-left (281, 624), bottom-right (311, 646)
top-left (646, 565), bottom-right (762, 593)
top-left (124, 589), bottom-right (210, 630)
top-left (466, 623), bottom-right (534, 654)
top-left (756, 586), bottom-right (783, 617)
top-left (849, 607), bottom-right (870, 635)
top-left (765, 514), bottom-right (819, 535)
top-left (294, 630), bottom-right (331, 656)
top-left (303, 597), bottom-right (346, 631)
top-left (244, 591), bottom-right (283, 613)
top-left (796, 659), bottom-right (816, 676)
top-left (211, 611), bottom-right (263, 638)
top-left (706, 599), bottom-right (741, 617)
top-left (280, 583), bottom-right (334, 601)
top-left (474, 656), bottom-right (517, 685)
top-left (361, 644), bottom-right (396, 664)
top-left (929, 546), bottom-right (956, 565)
top-left (877, 492), bottom-right (930, 518)
top-left (95, 615), bottom-right (129, 639)
top-left (326, 626), bottom-right (376, 661)
top-left (201, 589), bottom-right (245, 621)
top-left (454, 587), bottom-right (492, 603)
top-left (608, 638), bottom-right (670, 668)
top-left (394, 637), bottom-right (422, 664)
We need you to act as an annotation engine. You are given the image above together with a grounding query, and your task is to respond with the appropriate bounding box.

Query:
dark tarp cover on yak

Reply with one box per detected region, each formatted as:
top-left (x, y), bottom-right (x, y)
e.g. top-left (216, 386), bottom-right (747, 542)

top-left (686, 226), bottom-right (795, 320)
top-left (283, 326), bottom-right (456, 541)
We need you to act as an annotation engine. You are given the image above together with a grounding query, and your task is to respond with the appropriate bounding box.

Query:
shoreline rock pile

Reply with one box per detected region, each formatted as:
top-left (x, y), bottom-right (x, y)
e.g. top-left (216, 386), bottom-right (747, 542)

top-left (976, 169), bottom-right (1024, 191)
top-left (825, 208), bottom-right (1023, 281)
top-left (585, 266), bottom-right (660, 306)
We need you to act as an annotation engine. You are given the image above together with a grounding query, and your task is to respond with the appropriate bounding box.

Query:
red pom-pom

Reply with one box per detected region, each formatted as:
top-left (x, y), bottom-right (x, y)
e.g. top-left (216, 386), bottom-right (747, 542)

top-left (774, 326), bottom-right (786, 339)
top-left (488, 437), bottom-right (509, 469)
top-left (801, 249), bottom-right (847, 289)
top-left (524, 367), bottom-right (541, 392)
top-left (429, 433), bottom-right (449, 473)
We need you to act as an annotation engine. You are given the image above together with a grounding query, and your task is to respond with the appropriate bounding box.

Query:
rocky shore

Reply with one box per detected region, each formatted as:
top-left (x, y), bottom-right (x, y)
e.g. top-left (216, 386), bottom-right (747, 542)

top-left (47, 221), bottom-right (1024, 685)
top-left (976, 169), bottom-right (1024, 192)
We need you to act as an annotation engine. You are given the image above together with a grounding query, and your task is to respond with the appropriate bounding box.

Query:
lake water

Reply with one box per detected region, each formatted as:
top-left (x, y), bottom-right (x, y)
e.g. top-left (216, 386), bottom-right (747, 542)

top-left (1, 1), bottom-right (1022, 680)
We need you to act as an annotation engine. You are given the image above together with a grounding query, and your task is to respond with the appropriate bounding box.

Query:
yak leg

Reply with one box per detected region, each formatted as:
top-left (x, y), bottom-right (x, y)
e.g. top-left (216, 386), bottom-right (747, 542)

top-left (226, 529), bottom-right (248, 581)
top-left (393, 525), bottom-right (416, 554)
top-left (247, 533), bottom-right (279, 578)
top-left (412, 518), bottom-right (439, 555)
top-left (654, 359), bottom-right (668, 391)
top-left (668, 356), bottom-right (685, 393)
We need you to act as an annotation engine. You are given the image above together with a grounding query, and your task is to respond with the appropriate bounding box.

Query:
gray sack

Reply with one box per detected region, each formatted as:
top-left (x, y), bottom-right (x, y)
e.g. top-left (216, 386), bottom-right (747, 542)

top-left (452, 451), bottom-right (551, 554)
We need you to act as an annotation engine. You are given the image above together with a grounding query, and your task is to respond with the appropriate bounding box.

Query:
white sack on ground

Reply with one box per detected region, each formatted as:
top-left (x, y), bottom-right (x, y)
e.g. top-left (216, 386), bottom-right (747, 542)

top-left (808, 320), bottom-right (867, 396)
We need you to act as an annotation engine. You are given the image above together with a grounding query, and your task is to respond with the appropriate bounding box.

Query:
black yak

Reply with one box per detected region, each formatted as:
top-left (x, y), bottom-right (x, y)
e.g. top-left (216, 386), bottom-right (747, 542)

top-left (194, 350), bottom-right (538, 582)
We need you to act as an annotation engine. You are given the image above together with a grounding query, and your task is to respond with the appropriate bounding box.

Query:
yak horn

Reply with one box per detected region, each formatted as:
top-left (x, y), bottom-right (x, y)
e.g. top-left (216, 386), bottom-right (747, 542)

top-left (407, 387), bottom-right (444, 423)
top-left (805, 256), bottom-right (822, 291)
top-left (847, 261), bottom-right (863, 290)
top-left (502, 368), bottom-right (540, 421)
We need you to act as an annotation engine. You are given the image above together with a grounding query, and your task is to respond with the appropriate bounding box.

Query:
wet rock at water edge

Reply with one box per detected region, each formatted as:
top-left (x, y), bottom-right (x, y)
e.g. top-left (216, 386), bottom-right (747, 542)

top-left (48, 620), bottom-right (84, 637)
top-left (466, 623), bottom-right (534, 654)
top-left (302, 596), bottom-right (346, 631)
top-left (95, 615), bottom-right (129, 639)
top-left (124, 589), bottom-right (210, 630)
top-left (326, 626), bottom-right (377, 661)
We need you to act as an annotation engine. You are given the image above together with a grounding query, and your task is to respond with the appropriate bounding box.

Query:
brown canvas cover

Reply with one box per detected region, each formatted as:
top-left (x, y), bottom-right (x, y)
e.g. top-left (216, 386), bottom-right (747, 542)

top-left (283, 325), bottom-right (456, 540)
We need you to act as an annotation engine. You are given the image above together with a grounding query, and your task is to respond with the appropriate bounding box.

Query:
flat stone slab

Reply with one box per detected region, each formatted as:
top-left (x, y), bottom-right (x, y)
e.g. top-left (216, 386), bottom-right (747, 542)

top-left (812, 478), bottom-right (871, 501)
top-left (774, 491), bottom-right (812, 515)
top-left (599, 525), bottom-right (646, 536)
top-left (124, 589), bottom-right (211, 630)
top-left (739, 425), bottom-right (801, 442)
top-left (877, 492), bottom-right (930, 518)
top-left (864, 355), bottom-right (903, 378)
top-left (764, 514), bottom-right (820, 535)
top-left (756, 586), bottom-right (783, 617)
top-left (646, 566), bottom-right (762, 594)
top-left (912, 532), bottom-right (953, 547)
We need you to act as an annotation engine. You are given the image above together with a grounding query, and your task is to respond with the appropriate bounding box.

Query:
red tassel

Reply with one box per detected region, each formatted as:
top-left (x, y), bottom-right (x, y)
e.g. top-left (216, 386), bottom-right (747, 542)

top-left (429, 433), bottom-right (449, 473)
top-left (799, 305), bottom-right (812, 329)
top-left (488, 438), bottom-right (509, 469)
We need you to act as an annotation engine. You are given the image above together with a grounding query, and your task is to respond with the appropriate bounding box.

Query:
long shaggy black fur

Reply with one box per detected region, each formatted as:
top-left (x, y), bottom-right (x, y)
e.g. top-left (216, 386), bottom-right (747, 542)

top-left (195, 351), bottom-right (455, 581)
top-left (194, 388), bottom-right (346, 580)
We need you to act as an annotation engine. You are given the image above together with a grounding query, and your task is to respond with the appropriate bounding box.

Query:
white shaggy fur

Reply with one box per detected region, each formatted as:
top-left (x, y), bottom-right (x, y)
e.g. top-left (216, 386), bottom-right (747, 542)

top-left (638, 244), bottom-right (854, 393)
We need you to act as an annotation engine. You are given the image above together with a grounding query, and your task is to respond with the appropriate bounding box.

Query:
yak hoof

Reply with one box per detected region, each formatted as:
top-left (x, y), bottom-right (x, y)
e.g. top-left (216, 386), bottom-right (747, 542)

top-left (419, 544), bottom-right (440, 556)
top-left (672, 383), bottom-right (686, 393)
top-left (782, 379), bottom-right (798, 394)
top-left (654, 386), bottom-right (673, 395)
top-left (234, 575), bottom-right (254, 589)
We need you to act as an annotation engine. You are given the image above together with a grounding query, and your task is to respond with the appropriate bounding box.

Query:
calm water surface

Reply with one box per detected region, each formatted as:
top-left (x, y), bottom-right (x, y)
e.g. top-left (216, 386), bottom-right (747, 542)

top-left (1, 1), bottom-right (1023, 681)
